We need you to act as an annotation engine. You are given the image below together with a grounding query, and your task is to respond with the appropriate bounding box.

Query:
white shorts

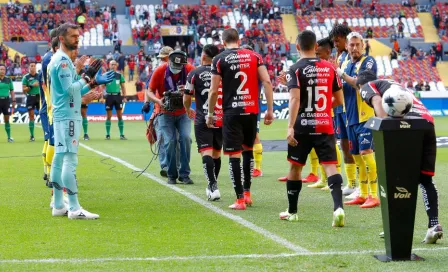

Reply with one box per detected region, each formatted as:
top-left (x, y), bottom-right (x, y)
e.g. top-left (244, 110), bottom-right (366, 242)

top-left (54, 119), bottom-right (81, 154)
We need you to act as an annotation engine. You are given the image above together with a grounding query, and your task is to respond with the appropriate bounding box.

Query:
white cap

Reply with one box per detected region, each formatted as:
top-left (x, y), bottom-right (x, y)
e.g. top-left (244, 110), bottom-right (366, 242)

top-left (347, 32), bottom-right (363, 40)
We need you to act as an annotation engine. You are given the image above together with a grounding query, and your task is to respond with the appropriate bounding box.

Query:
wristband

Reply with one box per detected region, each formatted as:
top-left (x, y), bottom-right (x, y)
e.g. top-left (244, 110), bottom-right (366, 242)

top-left (83, 75), bottom-right (91, 83)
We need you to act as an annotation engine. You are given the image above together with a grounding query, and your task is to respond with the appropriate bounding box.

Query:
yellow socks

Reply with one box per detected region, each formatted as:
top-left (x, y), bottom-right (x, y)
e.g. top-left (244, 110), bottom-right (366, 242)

top-left (42, 141), bottom-right (48, 174)
top-left (335, 145), bottom-right (342, 174)
top-left (363, 153), bottom-right (378, 198)
top-left (310, 148), bottom-right (319, 176)
top-left (46, 144), bottom-right (55, 176)
top-left (345, 163), bottom-right (357, 188)
top-left (353, 154), bottom-right (368, 198)
top-left (253, 143), bottom-right (263, 170)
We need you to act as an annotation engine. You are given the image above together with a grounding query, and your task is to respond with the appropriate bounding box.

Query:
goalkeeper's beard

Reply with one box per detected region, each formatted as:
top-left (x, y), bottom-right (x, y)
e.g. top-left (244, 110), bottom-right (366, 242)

top-left (63, 39), bottom-right (78, 51)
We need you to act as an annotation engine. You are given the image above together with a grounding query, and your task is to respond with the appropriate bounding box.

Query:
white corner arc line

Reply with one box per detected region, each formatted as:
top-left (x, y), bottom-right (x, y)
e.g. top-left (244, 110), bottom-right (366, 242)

top-left (2, 247), bottom-right (448, 264)
top-left (79, 143), bottom-right (309, 254)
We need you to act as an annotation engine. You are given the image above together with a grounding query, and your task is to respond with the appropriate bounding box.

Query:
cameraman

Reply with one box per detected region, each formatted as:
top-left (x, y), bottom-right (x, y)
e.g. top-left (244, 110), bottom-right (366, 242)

top-left (146, 50), bottom-right (195, 184)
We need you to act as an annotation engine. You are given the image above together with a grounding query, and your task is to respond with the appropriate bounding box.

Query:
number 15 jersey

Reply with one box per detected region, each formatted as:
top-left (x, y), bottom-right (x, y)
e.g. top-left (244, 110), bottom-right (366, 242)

top-left (211, 48), bottom-right (264, 116)
top-left (286, 58), bottom-right (342, 135)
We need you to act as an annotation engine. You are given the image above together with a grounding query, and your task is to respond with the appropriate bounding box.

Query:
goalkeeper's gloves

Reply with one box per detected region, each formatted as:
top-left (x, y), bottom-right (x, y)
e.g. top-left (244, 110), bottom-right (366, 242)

top-left (89, 70), bottom-right (115, 88)
top-left (83, 58), bottom-right (103, 82)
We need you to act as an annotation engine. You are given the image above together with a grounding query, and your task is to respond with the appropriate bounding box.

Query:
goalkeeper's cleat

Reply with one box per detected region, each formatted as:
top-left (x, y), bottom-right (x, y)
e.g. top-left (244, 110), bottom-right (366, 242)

top-left (321, 185), bottom-right (330, 191)
top-left (252, 169), bottom-right (263, 177)
top-left (120, 135), bottom-right (127, 140)
top-left (83, 134), bottom-right (90, 141)
top-left (302, 173), bottom-right (319, 183)
top-left (332, 207), bottom-right (345, 227)
top-left (52, 206), bottom-right (68, 217)
top-left (422, 224), bottom-right (443, 244)
top-left (379, 231), bottom-right (384, 238)
top-left (342, 185), bottom-right (356, 196)
top-left (68, 208), bottom-right (100, 220)
top-left (279, 210), bottom-right (299, 222)
top-left (244, 191), bottom-right (253, 206)
top-left (360, 196), bottom-right (380, 208)
top-left (344, 196), bottom-right (367, 205)
top-left (345, 187), bottom-right (360, 200)
top-left (29, 136), bottom-right (35, 142)
top-left (229, 198), bottom-right (246, 210)
top-left (7, 138), bottom-right (14, 143)
top-left (278, 176), bottom-right (287, 182)
top-left (308, 179), bottom-right (327, 188)
top-left (206, 186), bottom-right (221, 201)
top-left (105, 135), bottom-right (111, 140)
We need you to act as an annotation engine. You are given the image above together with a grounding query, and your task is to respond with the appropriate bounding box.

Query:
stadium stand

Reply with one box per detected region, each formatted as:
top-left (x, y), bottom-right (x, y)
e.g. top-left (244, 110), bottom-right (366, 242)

top-left (432, 2), bottom-right (448, 42)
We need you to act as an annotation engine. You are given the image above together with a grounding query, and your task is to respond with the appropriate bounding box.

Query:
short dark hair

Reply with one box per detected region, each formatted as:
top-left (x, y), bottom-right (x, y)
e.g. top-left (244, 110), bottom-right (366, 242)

top-left (329, 23), bottom-right (352, 39)
top-left (58, 23), bottom-right (80, 37)
top-left (0, 64), bottom-right (6, 68)
top-left (203, 44), bottom-right (219, 59)
top-left (222, 28), bottom-right (239, 44)
top-left (29, 61), bottom-right (37, 65)
top-left (317, 37), bottom-right (334, 50)
top-left (296, 30), bottom-right (316, 51)
top-left (51, 37), bottom-right (59, 51)
top-left (241, 44), bottom-right (254, 51)
top-left (356, 70), bottom-right (377, 86)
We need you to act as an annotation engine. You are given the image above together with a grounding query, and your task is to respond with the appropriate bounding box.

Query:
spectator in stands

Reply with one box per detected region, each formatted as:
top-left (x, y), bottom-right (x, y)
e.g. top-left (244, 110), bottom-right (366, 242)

top-left (409, 45), bottom-right (417, 59)
top-left (79, 0), bottom-right (87, 14)
top-left (69, 0), bottom-right (75, 9)
top-left (435, 42), bottom-right (443, 61)
top-left (111, 4), bottom-right (116, 19)
top-left (366, 27), bottom-right (373, 39)
top-left (76, 13), bottom-right (86, 30)
top-left (430, 52), bottom-right (437, 67)
top-left (390, 49), bottom-right (398, 60)
top-left (128, 58), bottom-right (136, 81)
top-left (393, 39), bottom-right (400, 53)
top-left (397, 21), bottom-right (404, 38)
top-left (365, 40), bottom-right (371, 56)
top-left (117, 53), bottom-right (126, 73)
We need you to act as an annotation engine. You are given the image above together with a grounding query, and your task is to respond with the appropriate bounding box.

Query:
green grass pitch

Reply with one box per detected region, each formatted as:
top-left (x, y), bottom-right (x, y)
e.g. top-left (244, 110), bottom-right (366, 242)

top-left (1, 117), bottom-right (447, 271)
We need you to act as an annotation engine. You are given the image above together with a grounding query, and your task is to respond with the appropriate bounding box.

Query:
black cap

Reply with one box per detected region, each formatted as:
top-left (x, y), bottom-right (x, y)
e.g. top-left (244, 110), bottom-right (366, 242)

top-left (168, 50), bottom-right (188, 70)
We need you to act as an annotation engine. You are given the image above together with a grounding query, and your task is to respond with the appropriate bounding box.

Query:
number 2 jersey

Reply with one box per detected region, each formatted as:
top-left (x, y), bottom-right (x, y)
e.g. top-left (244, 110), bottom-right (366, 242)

top-left (211, 48), bottom-right (263, 116)
top-left (286, 58), bottom-right (342, 135)
top-left (360, 79), bottom-right (434, 124)
top-left (185, 65), bottom-right (223, 127)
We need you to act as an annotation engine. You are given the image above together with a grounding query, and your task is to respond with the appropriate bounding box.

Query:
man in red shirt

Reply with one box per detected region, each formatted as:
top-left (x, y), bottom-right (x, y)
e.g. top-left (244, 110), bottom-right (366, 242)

top-left (127, 58), bottom-right (135, 81)
top-left (147, 50), bottom-right (195, 184)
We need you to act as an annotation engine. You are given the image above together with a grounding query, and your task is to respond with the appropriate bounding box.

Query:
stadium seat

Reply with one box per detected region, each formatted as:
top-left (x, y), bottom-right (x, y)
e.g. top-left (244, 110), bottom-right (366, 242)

top-left (366, 18), bottom-right (372, 27)
top-left (429, 81), bottom-right (438, 92)
top-left (104, 39), bottom-right (111, 46)
top-left (437, 82), bottom-right (446, 92)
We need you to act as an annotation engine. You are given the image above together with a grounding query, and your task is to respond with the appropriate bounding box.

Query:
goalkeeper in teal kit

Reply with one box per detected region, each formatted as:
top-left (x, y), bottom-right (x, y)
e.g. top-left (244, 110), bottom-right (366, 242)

top-left (49, 24), bottom-right (115, 219)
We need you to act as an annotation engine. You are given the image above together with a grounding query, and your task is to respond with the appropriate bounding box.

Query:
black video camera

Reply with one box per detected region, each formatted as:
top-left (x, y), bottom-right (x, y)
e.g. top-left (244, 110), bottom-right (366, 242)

top-left (163, 90), bottom-right (184, 112)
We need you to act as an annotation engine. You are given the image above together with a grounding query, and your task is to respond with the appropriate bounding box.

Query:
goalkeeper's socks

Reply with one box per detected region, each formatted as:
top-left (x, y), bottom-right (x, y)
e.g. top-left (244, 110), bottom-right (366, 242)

top-left (118, 119), bottom-right (124, 136)
top-left (310, 148), bottom-right (319, 176)
top-left (287, 180), bottom-right (302, 214)
top-left (50, 153), bottom-right (65, 209)
top-left (62, 153), bottom-right (81, 212)
top-left (213, 157), bottom-right (221, 179)
top-left (229, 158), bottom-right (244, 199)
top-left (353, 154), bottom-right (368, 198)
top-left (203, 155), bottom-right (217, 189)
top-left (328, 174), bottom-right (344, 211)
top-left (5, 121), bottom-right (11, 138)
top-left (29, 120), bottom-right (35, 137)
top-left (253, 143), bottom-right (263, 170)
top-left (345, 163), bottom-right (357, 188)
top-left (105, 120), bottom-right (111, 136)
top-left (242, 150), bottom-right (253, 192)
top-left (362, 153), bottom-right (378, 197)
top-left (82, 117), bottom-right (88, 134)
top-left (336, 145), bottom-right (342, 174)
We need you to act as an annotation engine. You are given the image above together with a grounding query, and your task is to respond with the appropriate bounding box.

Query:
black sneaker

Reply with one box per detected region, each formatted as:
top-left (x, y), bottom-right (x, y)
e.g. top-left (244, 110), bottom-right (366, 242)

top-left (167, 178), bottom-right (177, 185)
top-left (105, 135), bottom-right (111, 140)
top-left (30, 136), bottom-right (35, 142)
top-left (120, 135), bottom-right (127, 140)
top-left (83, 134), bottom-right (90, 140)
top-left (179, 176), bottom-right (194, 185)
top-left (160, 168), bottom-right (168, 177)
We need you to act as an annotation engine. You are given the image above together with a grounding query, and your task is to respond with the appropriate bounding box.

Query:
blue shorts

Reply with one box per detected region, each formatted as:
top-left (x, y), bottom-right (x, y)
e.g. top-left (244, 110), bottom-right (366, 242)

top-left (54, 120), bottom-right (81, 154)
top-left (334, 112), bottom-right (348, 139)
top-left (49, 122), bottom-right (54, 146)
top-left (257, 112), bottom-right (261, 133)
top-left (40, 112), bottom-right (50, 141)
top-left (347, 122), bottom-right (374, 155)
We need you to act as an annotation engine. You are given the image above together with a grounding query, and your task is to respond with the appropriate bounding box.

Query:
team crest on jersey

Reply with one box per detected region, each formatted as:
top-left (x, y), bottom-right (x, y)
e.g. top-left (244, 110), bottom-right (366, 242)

top-left (61, 62), bottom-right (68, 69)
top-left (365, 59), bottom-right (374, 70)
top-left (72, 139), bottom-right (77, 145)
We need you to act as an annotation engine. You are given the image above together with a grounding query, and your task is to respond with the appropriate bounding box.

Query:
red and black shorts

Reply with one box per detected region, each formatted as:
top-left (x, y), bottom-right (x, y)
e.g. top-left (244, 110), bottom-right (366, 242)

top-left (288, 134), bottom-right (337, 166)
top-left (195, 121), bottom-right (222, 153)
top-left (421, 125), bottom-right (436, 176)
top-left (223, 114), bottom-right (257, 155)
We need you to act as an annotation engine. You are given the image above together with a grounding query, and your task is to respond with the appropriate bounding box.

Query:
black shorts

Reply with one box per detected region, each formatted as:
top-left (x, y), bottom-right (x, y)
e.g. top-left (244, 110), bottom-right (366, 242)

top-left (81, 104), bottom-right (88, 109)
top-left (223, 114), bottom-right (257, 154)
top-left (26, 95), bottom-right (40, 111)
top-left (105, 93), bottom-right (122, 111)
top-left (288, 134), bottom-right (337, 166)
top-left (421, 125), bottom-right (436, 176)
top-left (194, 121), bottom-right (222, 153)
top-left (0, 97), bottom-right (10, 115)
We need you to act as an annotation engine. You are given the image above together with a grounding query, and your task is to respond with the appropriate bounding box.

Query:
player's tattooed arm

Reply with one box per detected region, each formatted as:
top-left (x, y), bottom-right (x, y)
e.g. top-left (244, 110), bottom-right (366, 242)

top-left (371, 96), bottom-right (388, 118)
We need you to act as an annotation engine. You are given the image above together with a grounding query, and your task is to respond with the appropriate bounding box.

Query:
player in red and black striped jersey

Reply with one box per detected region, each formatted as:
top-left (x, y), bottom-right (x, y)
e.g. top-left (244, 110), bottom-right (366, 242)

top-left (356, 70), bottom-right (442, 243)
top-left (279, 30), bottom-right (346, 227)
top-left (207, 28), bottom-right (274, 210)
top-left (184, 44), bottom-right (223, 201)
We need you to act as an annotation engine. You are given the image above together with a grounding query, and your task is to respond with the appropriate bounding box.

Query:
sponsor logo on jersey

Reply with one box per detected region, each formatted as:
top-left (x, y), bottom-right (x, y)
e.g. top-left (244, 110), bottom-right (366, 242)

top-left (380, 185), bottom-right (386, 199)
top-left (360, 138), bottom-right (371, 145)
top-left (225, 53), bottom-right (251, 63)
top-left (307, 119), bottom-right (330, 125)
top-left (301, 119), bottom-right (307, 126)
top-left (394, 187), bottom-right (411, 199)
top-left (399, 121), bottom-right (411, 129)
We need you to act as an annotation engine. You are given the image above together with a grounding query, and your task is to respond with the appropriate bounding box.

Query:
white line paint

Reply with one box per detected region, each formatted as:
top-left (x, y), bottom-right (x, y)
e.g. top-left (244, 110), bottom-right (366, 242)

top-left (79, 143), bottom-right (308, 254)
top-left (2, 247), bottom-right (448, 264)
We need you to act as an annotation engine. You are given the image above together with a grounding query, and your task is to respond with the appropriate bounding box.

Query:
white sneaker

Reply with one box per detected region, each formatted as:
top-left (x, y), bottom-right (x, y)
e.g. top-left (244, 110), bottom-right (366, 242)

top-left (52, 206), bottom-right (68, 217)
top-left (49, 193), bottom-right (69, 209)
top-left (206, 188), bottom-right (221, 201)
top-left (332, 208), bottom-right (345, 227)
top-left (422, 224), bottom-right (443, 244)
top-left (345, 187), bottom-right (360, 200)
top-left (342, 185), bottom-right (356, 196)
top-left (279, 210), bottom-right (299, 222)
top-left (68, 208), bottom-right (100, 220)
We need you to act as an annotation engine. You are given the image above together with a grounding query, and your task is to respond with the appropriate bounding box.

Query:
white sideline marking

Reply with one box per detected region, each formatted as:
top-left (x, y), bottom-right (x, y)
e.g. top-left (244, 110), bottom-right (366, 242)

top-left (2, 247), bottom-right (448, 264)
top-left (79, 143), bottom-right (309, 254)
